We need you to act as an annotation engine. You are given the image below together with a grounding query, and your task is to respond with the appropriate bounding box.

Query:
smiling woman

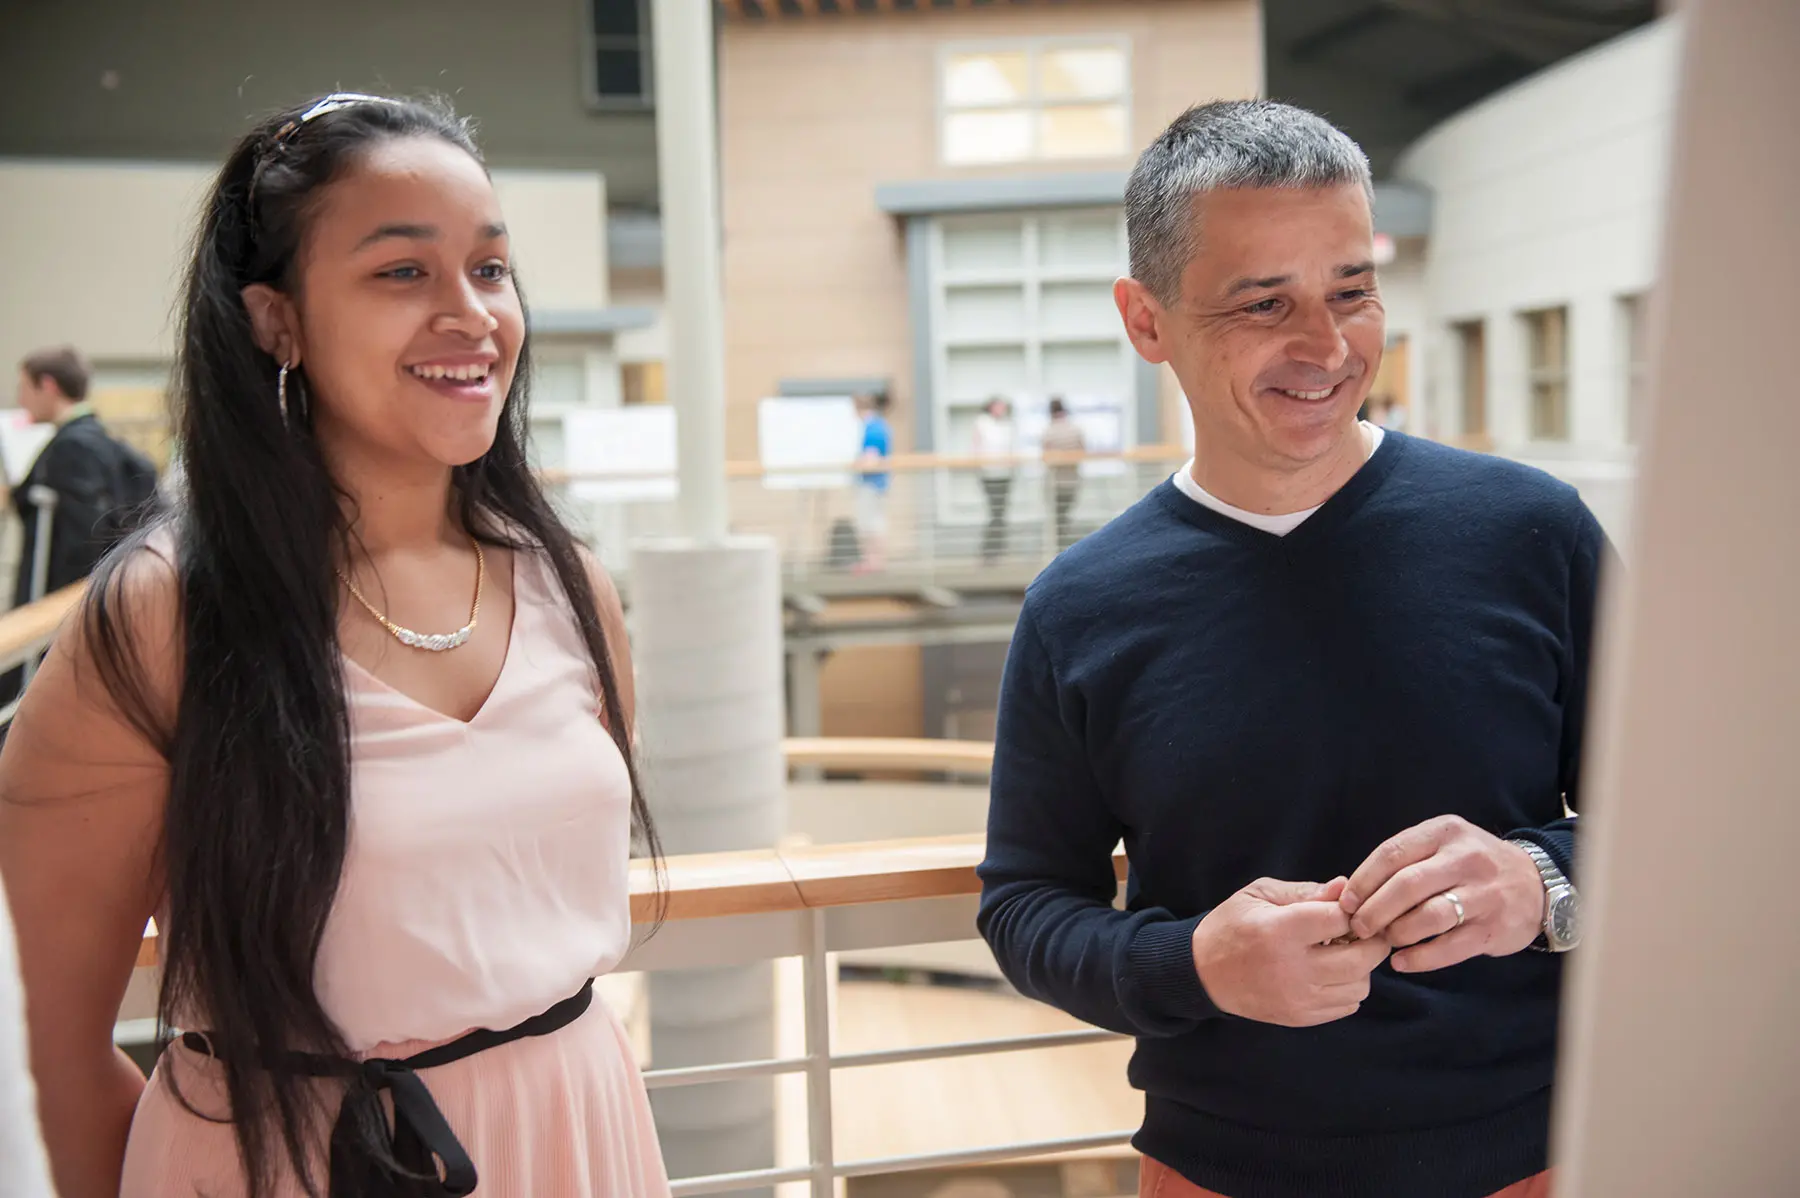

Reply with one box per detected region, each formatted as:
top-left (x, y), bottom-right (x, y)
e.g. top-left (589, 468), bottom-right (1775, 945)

top-left (0, 94), bottom-right (669, 1198)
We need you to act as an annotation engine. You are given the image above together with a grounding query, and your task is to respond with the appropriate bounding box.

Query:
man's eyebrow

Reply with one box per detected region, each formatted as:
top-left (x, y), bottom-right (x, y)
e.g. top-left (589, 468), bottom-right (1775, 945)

top-left (1338, 261), bottom-right (1376, 278)
top-left (1224, 274), bottom-right (1292, 297)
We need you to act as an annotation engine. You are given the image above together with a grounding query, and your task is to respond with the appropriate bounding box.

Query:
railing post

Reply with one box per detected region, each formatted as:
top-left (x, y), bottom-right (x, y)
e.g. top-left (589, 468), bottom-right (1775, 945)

top-left (23, 486), bottom-right (59, 688)
top-left (803, 906), bottom-right (836, 1198)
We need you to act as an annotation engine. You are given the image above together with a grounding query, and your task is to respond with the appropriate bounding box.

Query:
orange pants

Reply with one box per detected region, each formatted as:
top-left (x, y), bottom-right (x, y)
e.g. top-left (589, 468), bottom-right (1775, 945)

top-left (1139, 1155), bottom-right (1554, 1198)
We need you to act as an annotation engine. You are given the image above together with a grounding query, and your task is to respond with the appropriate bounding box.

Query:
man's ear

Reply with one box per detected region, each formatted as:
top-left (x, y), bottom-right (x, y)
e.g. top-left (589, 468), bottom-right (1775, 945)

top-left (241, 284), bottom-right (303, 368)
top-left (1115, 276), bottom-right (1173, 367)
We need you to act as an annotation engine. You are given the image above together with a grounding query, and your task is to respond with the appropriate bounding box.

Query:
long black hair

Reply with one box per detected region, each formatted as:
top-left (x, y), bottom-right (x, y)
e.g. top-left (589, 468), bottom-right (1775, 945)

top-left (82, 94), bottom-right (661, 1196)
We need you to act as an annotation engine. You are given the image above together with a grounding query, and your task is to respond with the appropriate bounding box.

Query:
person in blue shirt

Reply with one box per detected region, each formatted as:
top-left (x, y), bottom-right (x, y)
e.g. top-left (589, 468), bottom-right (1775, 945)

top-left (853, 391), bottom-right (892, 572)
top-left (978, 100), bottom-right (1600, 1198)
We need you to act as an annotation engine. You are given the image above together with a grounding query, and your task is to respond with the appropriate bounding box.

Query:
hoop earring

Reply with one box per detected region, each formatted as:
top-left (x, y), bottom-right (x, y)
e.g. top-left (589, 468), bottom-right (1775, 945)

top-left (277, 362), bottom-right (290, 426)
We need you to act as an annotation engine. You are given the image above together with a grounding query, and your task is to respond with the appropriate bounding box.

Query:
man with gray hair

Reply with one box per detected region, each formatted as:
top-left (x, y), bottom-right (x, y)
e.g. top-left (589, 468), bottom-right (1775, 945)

top-left (978, 101), bottom-right (1601, 1198)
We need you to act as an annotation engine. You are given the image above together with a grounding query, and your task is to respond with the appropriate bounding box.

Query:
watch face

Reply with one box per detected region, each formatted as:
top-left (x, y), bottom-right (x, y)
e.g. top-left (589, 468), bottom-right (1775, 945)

top-left (1549, 889), bottom-right (1581, 948)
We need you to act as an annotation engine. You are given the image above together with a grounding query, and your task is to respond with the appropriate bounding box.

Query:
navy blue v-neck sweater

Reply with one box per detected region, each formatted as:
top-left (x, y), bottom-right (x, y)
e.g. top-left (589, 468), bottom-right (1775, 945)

top-left (977, 432), bottom-right (1605, 1198)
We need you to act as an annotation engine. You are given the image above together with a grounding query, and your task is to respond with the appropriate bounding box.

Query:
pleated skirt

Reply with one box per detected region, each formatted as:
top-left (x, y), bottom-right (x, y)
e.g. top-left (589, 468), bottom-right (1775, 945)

top-left (119, 1001), bottom-right (671, 1197)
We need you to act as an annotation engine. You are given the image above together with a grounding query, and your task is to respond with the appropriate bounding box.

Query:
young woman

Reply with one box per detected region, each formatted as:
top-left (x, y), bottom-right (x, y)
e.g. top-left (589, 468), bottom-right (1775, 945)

top-left (0, 94), bottom-right (670, 1198)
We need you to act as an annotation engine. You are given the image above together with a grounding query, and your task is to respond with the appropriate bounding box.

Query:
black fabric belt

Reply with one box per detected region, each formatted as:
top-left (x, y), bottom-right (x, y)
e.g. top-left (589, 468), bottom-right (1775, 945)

top-left (181, 978), bottom-right (595, 1197)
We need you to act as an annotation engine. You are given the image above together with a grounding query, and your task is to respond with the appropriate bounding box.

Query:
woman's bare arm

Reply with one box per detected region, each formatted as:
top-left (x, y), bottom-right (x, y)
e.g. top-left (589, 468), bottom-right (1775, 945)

top-left (0, 555), bottom-right (178, 1198)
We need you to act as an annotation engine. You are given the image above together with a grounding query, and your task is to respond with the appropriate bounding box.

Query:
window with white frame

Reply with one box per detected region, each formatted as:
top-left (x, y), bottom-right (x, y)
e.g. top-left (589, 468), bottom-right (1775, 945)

top-left (1522, 305), bottom-right (1570, 441)
top-left (929, 209), bottom-right (1133, 518)
top-left (586, 0), bottom-right (652, 109)
top-left (939, 40), bottom-right (1130, 166)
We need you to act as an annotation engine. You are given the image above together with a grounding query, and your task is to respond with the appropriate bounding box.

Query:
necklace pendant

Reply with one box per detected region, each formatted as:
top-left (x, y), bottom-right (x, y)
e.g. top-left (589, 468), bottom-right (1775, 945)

top-left (395, 625), bottom-right (473, 652)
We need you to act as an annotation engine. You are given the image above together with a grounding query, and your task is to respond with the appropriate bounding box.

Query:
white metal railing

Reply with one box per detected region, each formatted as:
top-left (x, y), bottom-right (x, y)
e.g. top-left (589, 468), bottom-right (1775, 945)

top-left (610, 836), bottom-right (1136, 1197)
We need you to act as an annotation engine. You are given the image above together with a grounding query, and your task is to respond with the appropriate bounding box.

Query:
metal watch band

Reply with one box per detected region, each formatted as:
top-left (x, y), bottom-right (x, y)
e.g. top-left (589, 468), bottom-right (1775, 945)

top-left (1510, 839), bottom-right (1567, 951)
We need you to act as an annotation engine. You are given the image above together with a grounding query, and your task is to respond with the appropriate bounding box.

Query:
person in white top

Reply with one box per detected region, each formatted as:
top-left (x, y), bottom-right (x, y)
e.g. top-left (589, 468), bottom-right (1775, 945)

top-left (0, 881), bottom-right (56, 1198)
top-left (972, 396), bottom-right (1015, 563)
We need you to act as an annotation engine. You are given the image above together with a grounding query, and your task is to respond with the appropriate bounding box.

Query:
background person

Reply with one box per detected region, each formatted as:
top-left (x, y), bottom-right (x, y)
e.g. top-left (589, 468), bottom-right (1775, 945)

top-left (0, 94), bottom-right (670, 1198)
top-left (1, 347), bottom-right (161, 709)
top-left (978, 100), bottom-right (1600, 1198)
top-left (853, 391), bottom-right (893, 573)
top-left (972, 396), bottom-right (1016, 564)
top-left (1039, 397), bottom-right (1086, 549)
top-left (9, 347), bottom-right (160, 610)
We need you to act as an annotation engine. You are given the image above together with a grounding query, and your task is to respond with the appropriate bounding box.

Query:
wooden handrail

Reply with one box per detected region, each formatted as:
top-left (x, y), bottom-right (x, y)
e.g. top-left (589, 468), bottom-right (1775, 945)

top-left (783, 736), bottom-right (992, 775)
top-left (137, 833), bottom-right (1128, 966)
top-left (0, 584), bottom-right (84, 664)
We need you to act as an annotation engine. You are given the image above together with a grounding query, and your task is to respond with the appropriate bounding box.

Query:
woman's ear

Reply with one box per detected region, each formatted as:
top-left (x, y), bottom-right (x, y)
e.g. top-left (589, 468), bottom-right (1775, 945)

top-left (241, 284), bottom-right (303, 368)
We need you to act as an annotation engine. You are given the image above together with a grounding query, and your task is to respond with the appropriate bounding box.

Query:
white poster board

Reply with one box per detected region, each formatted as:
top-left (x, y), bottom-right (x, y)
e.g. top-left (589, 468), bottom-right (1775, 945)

top-left (757, 396), bottom-right (863, 490)
top-left (0, 413), bottom-right (54, 487)
top-left (563, 406), bottom-right (678, 502)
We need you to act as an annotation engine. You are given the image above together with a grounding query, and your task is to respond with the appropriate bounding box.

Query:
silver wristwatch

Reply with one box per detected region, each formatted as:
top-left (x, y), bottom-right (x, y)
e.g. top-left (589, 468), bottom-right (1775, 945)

top-left (1510, 840), bottom-right (1581, 952)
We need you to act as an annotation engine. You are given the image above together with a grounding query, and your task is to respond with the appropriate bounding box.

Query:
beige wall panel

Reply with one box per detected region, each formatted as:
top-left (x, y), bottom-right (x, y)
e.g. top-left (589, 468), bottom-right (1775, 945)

top-left (719, 0), bottom-right (1261, 461)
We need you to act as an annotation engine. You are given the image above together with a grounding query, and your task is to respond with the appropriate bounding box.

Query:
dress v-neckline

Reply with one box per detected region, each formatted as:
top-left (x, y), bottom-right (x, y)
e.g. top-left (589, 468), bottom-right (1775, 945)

top-left (340, 549), bottom-right (525, 728)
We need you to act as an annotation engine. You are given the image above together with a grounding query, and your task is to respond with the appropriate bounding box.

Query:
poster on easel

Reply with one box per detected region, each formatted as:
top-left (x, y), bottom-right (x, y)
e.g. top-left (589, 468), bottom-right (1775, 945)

top-left (0, 413), bottom-right (54, 488)
top-left (562, 406), bottom-right (678, 502)
top-left (756, 396), bottom-right (863, 490)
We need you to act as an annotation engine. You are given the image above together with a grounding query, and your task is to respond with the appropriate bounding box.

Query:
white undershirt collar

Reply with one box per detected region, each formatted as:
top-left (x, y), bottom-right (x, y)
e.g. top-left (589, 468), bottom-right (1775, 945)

top-left (1172, 422), bottom-right (1385, 536)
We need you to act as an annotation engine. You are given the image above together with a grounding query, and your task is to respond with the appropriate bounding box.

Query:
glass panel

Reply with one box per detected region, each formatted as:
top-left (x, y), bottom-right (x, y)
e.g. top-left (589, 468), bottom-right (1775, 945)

top-left (1526, 307), bottom-right (1567, 371)
top-left (1457, 321), bottom-right (1486, 437)
top-left (594, 48), bottom-right (645, 98)
top-left (945, 345), bottom-right (1028, 403)
top-left (944, 109), bottom-right (1033, 165)
top-left (1531, 380), bottom-right (1568, 441)
top-left (941, 219), bottom-right (1025, 272)
top-left (1039, 104), bottom-right (1129, 160)
top-left (591, 0), bottom-right (640, 37)
top-left (622, 361), bottom-right (665, 405)
top-left (1621, 294), bottom-right (1645, 443)
top-left (943, 285), bottom-right (1027, 341)
top-left (943, 51), bottom-right (1030, 106)
top-left (1037, 211), bottom-right (1122, 270)
top-left (1039, 282), bottom-right (1117, 337)
top-left (1040, 45), bottom-right (1126, 100)
top-left (1042, 340), bottom-right (1127, 400)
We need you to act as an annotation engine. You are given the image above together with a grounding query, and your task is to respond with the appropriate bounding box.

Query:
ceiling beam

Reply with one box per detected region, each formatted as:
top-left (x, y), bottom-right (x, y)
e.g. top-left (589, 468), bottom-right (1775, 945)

top-left (1290, 7), bottom-right (1397, 63)
top-left (1381, 0), bottom-right (1647, 63)
top-left (1402, 51), bottom-right (1537, 110)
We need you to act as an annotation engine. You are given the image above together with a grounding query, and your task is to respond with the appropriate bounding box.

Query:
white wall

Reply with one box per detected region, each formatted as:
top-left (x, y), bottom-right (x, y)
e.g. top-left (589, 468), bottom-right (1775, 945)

top-left (1398, 18), bottom-right (1683, 543)
top-left (1378, 236), bottom-right (1429, 426)
top-left (0, 160), bottom-right (612, 388)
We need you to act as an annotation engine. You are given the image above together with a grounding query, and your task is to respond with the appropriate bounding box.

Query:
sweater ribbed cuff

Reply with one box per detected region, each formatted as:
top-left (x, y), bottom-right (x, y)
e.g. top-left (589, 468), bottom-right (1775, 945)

top-left (1123, 915), bottom-right (1221, 1026)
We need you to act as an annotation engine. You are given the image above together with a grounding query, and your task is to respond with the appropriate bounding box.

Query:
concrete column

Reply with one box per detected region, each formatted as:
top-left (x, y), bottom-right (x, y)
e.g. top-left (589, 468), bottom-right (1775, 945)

top-left (652, 0), bottom-right (728, 542)
top-left (788, 644), bottom-right (824, 782)
top-left (638, 1), bottom-right (784, 1188)
top-left (633, 540), bottom-right (785, 1189)
top-left (1555, 3), bottom-right (1800, 1193)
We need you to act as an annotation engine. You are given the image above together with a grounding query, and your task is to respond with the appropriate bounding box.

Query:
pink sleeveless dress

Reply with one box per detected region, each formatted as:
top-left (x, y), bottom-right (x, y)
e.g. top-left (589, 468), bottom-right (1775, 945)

top-left (120, 548), bottom-right (671, 1196)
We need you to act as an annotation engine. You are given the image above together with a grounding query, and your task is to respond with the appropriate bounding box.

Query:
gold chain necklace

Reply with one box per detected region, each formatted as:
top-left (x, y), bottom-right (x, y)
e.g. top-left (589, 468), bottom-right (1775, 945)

top-left (338, 539), bottom-right (484, 652)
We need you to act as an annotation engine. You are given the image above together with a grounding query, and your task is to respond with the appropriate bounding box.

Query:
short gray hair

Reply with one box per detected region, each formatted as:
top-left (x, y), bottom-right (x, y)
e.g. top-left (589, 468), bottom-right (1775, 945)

top-left (1125, 100), bottom-right (1374, 306)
